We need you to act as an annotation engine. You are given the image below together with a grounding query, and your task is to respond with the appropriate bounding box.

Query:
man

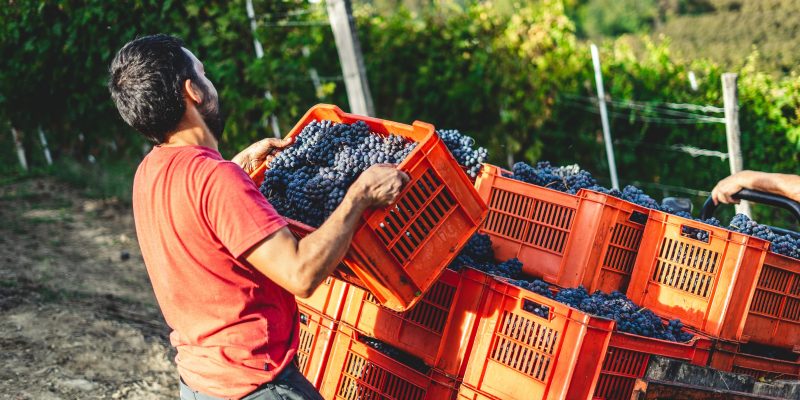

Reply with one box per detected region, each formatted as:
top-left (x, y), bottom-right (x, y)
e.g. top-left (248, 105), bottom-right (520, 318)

top-left (712, 170), bottom-right (800, 205)
top-left (108, 34), bottom-right (409, 400)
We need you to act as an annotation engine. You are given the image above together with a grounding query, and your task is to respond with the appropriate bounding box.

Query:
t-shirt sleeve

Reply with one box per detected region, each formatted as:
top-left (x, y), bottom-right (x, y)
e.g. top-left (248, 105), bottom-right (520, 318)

top-left (202, 161), bottom-right (288, 258)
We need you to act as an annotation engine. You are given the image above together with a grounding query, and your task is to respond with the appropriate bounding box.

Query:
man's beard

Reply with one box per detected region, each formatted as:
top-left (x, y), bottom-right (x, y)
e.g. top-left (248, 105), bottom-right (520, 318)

top-left (197, 87), bottom-right (226, 142)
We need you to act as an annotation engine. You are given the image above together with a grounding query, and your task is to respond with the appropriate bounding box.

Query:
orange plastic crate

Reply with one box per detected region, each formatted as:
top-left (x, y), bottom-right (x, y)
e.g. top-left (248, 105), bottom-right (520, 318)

top-left (709, 341), bottom-right (800, 381)
top-left (296, 303), bottom-right (336, 389)
top-left (456, 384), bottom-right (501, 400)
top-left (592, 330), bottom-right (712, 400)
top-left (319, 324), bottom-right (460, 400)
top-left (626, 210), bottom-right (771, 340)
top-left (740, 251), bottom-right (800, 350)
top-left (297, 276), bottom-right (349, 320)
top-left (251, 104), bottom-right (487, 312)
top-left (462, 277), bottom-right (615, 400)
top-left (474, 164), bottom-right (649, 293)
top-left (341, 267), bottom-right (494, 377)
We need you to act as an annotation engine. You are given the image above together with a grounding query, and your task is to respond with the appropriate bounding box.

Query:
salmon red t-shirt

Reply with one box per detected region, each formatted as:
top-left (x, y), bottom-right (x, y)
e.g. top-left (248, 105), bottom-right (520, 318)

top-left (132, 145), bottom-right (296, 399)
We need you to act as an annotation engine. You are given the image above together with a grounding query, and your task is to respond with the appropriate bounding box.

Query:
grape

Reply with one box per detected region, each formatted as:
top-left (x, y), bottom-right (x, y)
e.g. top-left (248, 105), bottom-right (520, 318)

top-left (728, 213), bottom-right (799, 259)
top-left (260, 121), bottom-right (490, 228)
top-left (507, 161), bottom-right (735, 238)
top-left (446, 232), bottom-right (523, 279)
top-left (437, 129), bottom-right (488, 178)
top-left (504, 279), bottom-right (694, 342)
top-left (507, 161), bottom-right (669, 208)
top-left (260, 120), bottom-right (417, 227)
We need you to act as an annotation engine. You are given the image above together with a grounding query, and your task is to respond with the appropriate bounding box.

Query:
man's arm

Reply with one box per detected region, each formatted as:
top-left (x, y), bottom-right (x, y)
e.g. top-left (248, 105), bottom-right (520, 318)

top-left (243, 164), bottom-right (409, 298)
top-left (712, 170), bottom-right (800, 205)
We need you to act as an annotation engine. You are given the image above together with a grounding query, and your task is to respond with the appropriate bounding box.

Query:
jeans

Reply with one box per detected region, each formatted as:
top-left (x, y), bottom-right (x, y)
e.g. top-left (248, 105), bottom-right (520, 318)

top-left (179, 364), bottom-right (324, 400)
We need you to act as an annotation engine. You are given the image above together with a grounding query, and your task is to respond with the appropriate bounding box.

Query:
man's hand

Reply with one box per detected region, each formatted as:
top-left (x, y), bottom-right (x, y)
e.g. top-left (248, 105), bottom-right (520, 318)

top-left (349, 164), bottom-right (410, 207)
top-left (232, 137), bottom-right (293, 174)
top-left (711, 170), bottom-right (756, 205)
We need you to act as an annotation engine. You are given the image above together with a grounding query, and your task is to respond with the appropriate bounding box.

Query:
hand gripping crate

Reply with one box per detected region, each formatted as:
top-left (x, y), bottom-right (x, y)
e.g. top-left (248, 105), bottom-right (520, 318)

top-left (592, 330), bottom-right (712, 400)
top-left (626, 210), bottom-right (772, 341)
top-left (251, 104), bottom-right (487, 312)
top-left (319, 324), bottom-right (460, 400)
top-left (340, 267), bottom-right (494, 378)
top-left (462, 278), bottom-right (615, 400)
top-left (709, 340), bottom-right (800, 381)
top-left (740, 250), bottom-right (800, 350)
top-left (473, 164), bottom-right (649, 293)
top-left (296, 303), bottom-right (337, 389)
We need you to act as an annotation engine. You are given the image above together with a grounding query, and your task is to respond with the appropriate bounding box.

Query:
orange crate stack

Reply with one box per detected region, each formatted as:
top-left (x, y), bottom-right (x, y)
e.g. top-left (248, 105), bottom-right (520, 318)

top-left (297, 276), bottom-right (349, 320)
top-left (592, 330), bottom-right (712, 400)
top-left (296, 303), bottom-right (337, 389)
top-left (340, 267), bottom-right (494, 377)
top-left (461, 277), bottom-right (615, 400)
top-left (740, 251), bottom-right (800, 350)
top-left (626, 210), bottom-right (773, 342)
top-left (474, 164), bottom-right (649, 293)
top-left (709, 341), bottom-right (800, 381)
top-left (319, 324), bottom-right (460, 400)
top-left (251, 104), bottom-right (487, 312)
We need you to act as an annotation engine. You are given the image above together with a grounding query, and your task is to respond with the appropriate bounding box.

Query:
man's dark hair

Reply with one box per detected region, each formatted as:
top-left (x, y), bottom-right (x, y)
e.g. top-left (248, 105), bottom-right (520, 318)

top-left (108, 34), bottom-right (198, 144)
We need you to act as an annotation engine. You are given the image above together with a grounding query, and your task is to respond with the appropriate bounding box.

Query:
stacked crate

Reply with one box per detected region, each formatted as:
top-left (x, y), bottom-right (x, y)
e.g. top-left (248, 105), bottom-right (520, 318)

top-left (465, 162), bottom-right (799, 398)
top-left (627, 210), bottom-right (800, 381)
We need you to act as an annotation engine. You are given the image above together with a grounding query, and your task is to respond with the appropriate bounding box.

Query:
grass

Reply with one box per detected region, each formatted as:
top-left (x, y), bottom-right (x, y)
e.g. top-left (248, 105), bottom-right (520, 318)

top-left (49, 157), bottom-right (137, 204)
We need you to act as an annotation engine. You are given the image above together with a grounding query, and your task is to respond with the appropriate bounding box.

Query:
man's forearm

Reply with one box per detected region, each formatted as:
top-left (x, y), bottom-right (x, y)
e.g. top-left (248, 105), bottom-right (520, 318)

top-left (750, 172), bottom-right (800, 203)
top-left (295, 189), bottom-right (369, 290)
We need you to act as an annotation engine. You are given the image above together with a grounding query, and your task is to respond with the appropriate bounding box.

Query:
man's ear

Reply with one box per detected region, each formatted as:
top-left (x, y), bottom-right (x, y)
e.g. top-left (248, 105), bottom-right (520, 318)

top-left (184, 79), bottom-right (203, 104)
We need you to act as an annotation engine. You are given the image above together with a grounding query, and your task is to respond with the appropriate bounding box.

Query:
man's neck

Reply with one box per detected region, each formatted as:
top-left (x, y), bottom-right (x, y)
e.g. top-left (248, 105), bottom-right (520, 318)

top-left (162, 125), bottom-right (218, 150)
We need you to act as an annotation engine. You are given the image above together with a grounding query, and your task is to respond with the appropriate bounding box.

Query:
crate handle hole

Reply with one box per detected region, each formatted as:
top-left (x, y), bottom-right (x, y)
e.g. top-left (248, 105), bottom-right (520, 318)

top-left (629, 211), bottom-right (648, 225)
top-left (523, 299), bottom-right (552, 320)
top-left (299, 312), bottom-right (309, 326)
top-left (680, 225), bottom-right (711, 244)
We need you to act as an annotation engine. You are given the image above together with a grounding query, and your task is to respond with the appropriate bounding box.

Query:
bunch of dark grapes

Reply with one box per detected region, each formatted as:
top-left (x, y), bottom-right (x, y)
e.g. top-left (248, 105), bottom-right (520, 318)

top-left (620, 185), bottom-right (661, 209)
top-left (510, 161), bottom-right (598, 194)
top-left (510, 279), bottom-right (553, 298)
top-left (260, 120), bottom-right (416, 227)
top-left (505, 280), bottom-right (693, 342)
top-left (447, 233), bottom-right (523, 279)
top-left (447, 232), bottom-right (493, 272)
top-left (437, 129), bottom-right (488, 178)
top-left (728, 213), bottom-right (800, 259)
top-left (508, 279), bottom-right (553, 318)
top-left (507, 160), bottom-right (733, 238)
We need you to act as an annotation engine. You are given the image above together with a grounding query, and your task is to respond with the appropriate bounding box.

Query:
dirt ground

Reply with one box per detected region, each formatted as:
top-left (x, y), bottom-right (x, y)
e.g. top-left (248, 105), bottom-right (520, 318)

top-left (0, 178), bottom-right (176, 400)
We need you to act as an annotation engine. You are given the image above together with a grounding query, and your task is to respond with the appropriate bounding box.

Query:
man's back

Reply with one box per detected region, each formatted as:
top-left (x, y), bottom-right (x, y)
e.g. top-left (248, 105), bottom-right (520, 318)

top-left (133, 145), bottom-right (295, 399)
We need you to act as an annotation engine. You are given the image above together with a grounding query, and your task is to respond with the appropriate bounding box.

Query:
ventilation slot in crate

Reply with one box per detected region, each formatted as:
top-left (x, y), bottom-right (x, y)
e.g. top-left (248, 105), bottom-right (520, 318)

top-left (484, 188), bottom-right (535, 242)
top-left (377, 169), bottom-right (455, 265)
top-left (338, 352), bottom-right (425, 400)
top-left (489, 311), bottom-right (559, 382)
top-left (525, 200), bottom-right (574, 254)
top-left (750, 265), bottom-right (800, 324)
top-left (403, 280), bottom-right (456, 334)
top-left (603, 223), bottom-right (644, 274)
top-left (593, 347), bottom-right (649, 400)
top-left (297, 319), bottom-right (314, 372)
top-left (652, 237), bottom-right (720, 298)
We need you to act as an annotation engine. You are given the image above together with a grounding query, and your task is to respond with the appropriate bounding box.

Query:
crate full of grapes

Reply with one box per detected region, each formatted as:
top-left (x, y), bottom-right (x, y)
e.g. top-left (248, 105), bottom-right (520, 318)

top-left (473, 163), bottom-right (650, 293)
top-left (626, 210), bottom-right (773, 342)
top-left (251, 104), bottom-right (487, 312)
